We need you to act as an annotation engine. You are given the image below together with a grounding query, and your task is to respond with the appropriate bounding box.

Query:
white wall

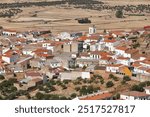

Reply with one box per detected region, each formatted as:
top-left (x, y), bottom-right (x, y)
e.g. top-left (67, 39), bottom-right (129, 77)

top-left (120, 95), bottom-right (135, 100)
top-left (23, 50), bottom-right (34, 56)
top-left (2, 56), bottom-right (10, 63)
top-left (106, 66), bottom-right (119, 73)
top-left (145, 89), bottom-right (150, 95)
top-left (81, 72), bottom-right (90, 79)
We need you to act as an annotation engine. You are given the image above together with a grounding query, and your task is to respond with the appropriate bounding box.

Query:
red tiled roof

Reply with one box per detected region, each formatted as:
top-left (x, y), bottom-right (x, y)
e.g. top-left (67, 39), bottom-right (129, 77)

top-left (104, 39), bottom-right (116, 43)
top-left (140, 58), bottom-right (150, 65)
top-left (3, 29), bottom-right (16, 32)
top-left (80, 93), bottom-right (112, 100)
top-left (33, 48), bottom-right (49, 53)
top-left (125, 49), bottom-right (139, 54)
top-left (104, 35), bottom-right (113, 39)
top-left (3, 50), bottom-right (21, 57)
top-left (117, 57), bottom-right (129, 60)
top-left (88, 35), bottom-right (99, 40)
top-left (132, 63), bottom-right (141, 67)
top-left (80, 52), bottom-right (89, 57)
top-left (101, 56), bottom-right (112, 61)
top-left (107, 64), bottom-right (123, 67)
top-left (146, 69), bottom-right (150, 73)
top-left (50, 41), bottom-right (64, 46)
top-left (91, 51), bottom-right (109, 57)
top-left (115, 46), bottom-right (128, 51)
top-left (36, 53), bottom-right (54, 58)
top-left (77, 36), bottom-right (88, 41)
top-left (16, 38), bottom-right (26, 43)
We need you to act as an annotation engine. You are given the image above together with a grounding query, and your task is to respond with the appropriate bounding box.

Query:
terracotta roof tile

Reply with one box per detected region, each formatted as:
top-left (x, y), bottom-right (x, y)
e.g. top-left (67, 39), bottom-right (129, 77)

top-left (104, 39), bottom-right (116, 43)
top-left (80, 93), bottom-right (112, 100)
top-left (115, 46), bottom-right (128, 51)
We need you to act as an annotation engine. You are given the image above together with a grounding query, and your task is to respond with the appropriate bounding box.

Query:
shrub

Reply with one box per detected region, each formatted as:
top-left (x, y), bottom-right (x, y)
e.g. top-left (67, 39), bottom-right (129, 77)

top-left (121, 80), bottom-right (126, 85)
top-left (123, 76), bottom-right (131, 81)
top-left (70, 93), bottom-right (77, 98)
top-left (35, 92), bottom-right (44, 100)
top-left (100, 79), bottom-right (104, 84)
top-left (109, 74), bottom-right (118, 81)
top-left (106, 81), bottom-right (114, 88)
top-left (63, 80), bottom-right (70, 84)
top-left (115, 10), bottom-right (123, 18)
top-left (131, 84), bottom-right (144, 92)
top-left (75, 87), bottom-right (80, 91)
top-left (0, 75), bottom-right (5, 80)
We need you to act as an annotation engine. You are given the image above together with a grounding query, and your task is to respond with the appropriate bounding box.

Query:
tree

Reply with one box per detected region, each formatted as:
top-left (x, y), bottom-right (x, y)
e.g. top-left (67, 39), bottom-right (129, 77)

top-left (115, 93), bottom-right (120, 99)
top-left (5, 93), bottom-right (17, 100)
top-left (61, 84), bottom-right (67, 90)
top-left (121, 80), bottom-right (126, 85)
top-left (115, 10), bottom-right (123, 18)
top-left (109, 74), bottom-right (114, 79)
top-left (131, 84), bottom-right (144, 92)
top-left (82, 65), bottom-right (87, 70)
top-left (113, 93), bottom-right (120, 100)
top-left (100, 79), bottom-right (104, 84)
top-left (0, 75), bottom-right (5, 80)
top-left (0, 95), bottom-right (3, 100)
top-left (59, 96), bottom-right (68, 100)
top-left (70, 93), bottom-right (77, 98)
top-left (63, 80), bottom-right (70, 84)
top-left (106, 81), bottom-right (114, 88)
top-left (103, 29), bottom-right (107, 34)
top-left (123, 76), bottom-right (131, 82)
top-left (35, 92), bottom-right (44, 100)
top-left (109, 74), bottom-right (118, 81)
top-left (75, 87), bottom-right (80, 91)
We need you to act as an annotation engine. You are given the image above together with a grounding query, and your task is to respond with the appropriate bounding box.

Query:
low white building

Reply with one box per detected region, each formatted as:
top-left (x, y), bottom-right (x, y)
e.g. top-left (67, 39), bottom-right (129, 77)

top-left (120, 91), bottom-right (150, 100)
top-left (57, 32), bottom-right (73, 40)
top-left (103, 39), bottom-right (119, 51)
top-left (115, 46), bottom-right (128, 56)
top-left (106, 64), bottom-right (124, 73)
top-left (144, 86), bottom-right (150, 95)
top-left (133, 66), bottom-right (149, 75)
top-left (59, 71), bottom-right (90, 81)
top-left (116, 57), bottom-right (130, 66)
top-left (2, 29), bottom-right (17, 36)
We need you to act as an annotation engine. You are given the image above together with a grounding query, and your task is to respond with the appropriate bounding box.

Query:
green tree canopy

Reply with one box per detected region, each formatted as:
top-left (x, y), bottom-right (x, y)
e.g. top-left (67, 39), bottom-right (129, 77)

top-left (115, 10), bottom-right (123, 18)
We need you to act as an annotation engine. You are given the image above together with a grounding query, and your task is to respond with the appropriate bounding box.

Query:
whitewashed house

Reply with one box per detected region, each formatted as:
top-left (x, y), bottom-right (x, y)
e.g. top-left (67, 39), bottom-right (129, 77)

top-left (103, 39), bottom-right (119, 51)
top-left (133, 66), bottom-right (149, 75)
top-left (144, 86), bottom-right (150, 95)
top-left (59, 71), bottom-right (90, 81)
top-left (120, 91), bottom-right (150, 100)
top-left (116, 57), bottom-right (130, 66)
top-left (106, 64), bottom-right (124, 73)
top-left (2, 29), bottom-right (17, 36)
top-left (115, 46), bottom-right (128, 56)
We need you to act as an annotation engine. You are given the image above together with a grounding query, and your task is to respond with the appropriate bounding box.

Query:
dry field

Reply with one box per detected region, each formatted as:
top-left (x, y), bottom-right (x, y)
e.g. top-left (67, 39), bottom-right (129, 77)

top-left (0, 0), bottom-right (149, 34)
top-left (101, 0), bottom-right (150, 5)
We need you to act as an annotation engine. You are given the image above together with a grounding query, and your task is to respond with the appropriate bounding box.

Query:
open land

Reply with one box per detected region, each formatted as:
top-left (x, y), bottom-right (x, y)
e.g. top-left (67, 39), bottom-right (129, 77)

top-left (0, 0), bottom-right (149, 33)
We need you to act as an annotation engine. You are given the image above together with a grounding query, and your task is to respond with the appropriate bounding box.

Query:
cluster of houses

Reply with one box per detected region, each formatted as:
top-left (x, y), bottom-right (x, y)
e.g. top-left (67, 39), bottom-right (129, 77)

top-left (0, 25), bottom-right (150, 99)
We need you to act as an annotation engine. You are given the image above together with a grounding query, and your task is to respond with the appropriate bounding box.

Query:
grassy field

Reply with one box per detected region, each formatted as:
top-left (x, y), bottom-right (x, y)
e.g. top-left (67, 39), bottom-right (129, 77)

top-left (0, 0), bottom-right (149, 33)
